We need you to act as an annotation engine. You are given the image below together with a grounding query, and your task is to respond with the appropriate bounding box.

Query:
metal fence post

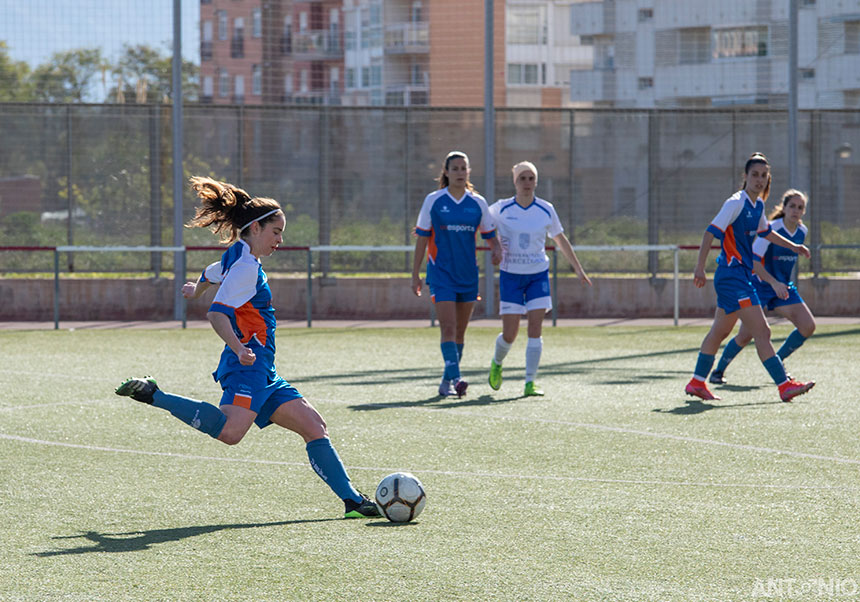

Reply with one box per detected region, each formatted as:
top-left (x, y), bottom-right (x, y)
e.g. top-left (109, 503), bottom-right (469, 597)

top-left (673, 246), bottom-right (679, 326)
top-left (552, 248), bottom-right (558, 327)
top-left (307, 248), bottom-right (313, 328)
top-left (53, 249), bottom-right (60, 330)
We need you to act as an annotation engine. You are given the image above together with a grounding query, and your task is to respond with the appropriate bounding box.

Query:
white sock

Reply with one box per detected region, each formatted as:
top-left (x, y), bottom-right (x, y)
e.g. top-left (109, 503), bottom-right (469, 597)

top-left (493, 333), bottom-right (513, 364)
top-left (525, 337), bottom-right (543, 382)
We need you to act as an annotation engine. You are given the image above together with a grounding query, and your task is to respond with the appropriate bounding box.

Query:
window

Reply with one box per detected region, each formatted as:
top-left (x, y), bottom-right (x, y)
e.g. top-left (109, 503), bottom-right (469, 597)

top-left (361, 67), bottom-right (370, 88)
top-left (299, 12), bottom-right (308, 33)
top-left (252, 65), bottom-right (262, 95)
top-left (411, 63), bottom-right (422, 85)
top-left (712, 26), bottom-right (768, 59)
top-left (202, 20), bottom-right (213, 42)
top-left (330, 67), bottom-right (339, 95)
top-left (507, 63), bottom-right (540, 85)
top-left (300, 69), bottom-right (309, 93)
top-left (234, 75), bottom-right (244, 100)
top-left (370, 65), bottom-right (382, 87)
top-left (638, 8), bottom-right (653, 22)
top-left (507, 6), bottom-right (545, 45)
top-left (217, 11), bottom-right (228, 41)
top-left (679, 28), bottom-right (711, 64)
top-left (638, 77), bottom-right (653, 89)
top-left (252, 8), bottom-right (262, 38)
top-left (800, 68), bottom-right (815, 79)
top-left (345, 68), bottom-right (355, 89)
top-left (202, 76), bottom-right (213, 97)
top-left (412, 1), bottom-right (422, 23)
top-left (846, 21), bottom-right (860, 54)
top-left (284, 73), bottom-right (293, 94)
top-left (218, 69), bottom-right (230, 97)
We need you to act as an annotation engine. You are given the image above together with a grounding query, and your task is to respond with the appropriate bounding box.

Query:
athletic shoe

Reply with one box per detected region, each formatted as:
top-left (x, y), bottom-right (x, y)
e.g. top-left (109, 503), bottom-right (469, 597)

top-left (438, 379), bottom-right (455, 397)
top-left (115, 377), bottom-right (159, 404)
top-left (684, 379), bottom-right (721, 401)
top-left (778, 379), bottom-right (815, 402)
top-left (344, 494), bottom-right (381, 519)
top-left (708, 370), bottom-right (726, 385)
top-left (488, 359), bottom-right (503, 391)
top-left (524, 381), bottom-right (544, 396)
top-left (453, 379), bottom-right (468, 398)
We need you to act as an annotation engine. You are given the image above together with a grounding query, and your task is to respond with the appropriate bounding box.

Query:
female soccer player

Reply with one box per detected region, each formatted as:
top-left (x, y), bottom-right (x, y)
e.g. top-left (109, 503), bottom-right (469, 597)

top-left (487, 161), bottom-right (592, 396)
top-left (115, 177), bottom-right (380, 519)
top-left (685, 153), bottom-right (815, 403)
top-left (709, 189), bottom-right (815, 384)
top-left (411, 151), bottom-right (502, 397)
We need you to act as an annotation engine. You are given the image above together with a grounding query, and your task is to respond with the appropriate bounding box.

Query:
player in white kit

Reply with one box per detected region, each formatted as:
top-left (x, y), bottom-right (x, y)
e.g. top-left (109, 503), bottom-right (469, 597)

top-left (487, 161), bottom-right (592, 396)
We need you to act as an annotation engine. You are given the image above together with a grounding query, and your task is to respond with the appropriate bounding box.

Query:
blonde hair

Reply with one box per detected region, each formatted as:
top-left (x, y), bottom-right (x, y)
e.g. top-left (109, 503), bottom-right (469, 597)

top-left (769, 188), bottom-right (808, 221)
top-left (186, 176), bottom-right (282, 244)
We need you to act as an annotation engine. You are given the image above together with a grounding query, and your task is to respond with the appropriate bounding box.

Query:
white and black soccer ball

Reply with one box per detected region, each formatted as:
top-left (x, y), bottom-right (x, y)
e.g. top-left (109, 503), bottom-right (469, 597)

top-left (374, 472), bottom-right (426, 523)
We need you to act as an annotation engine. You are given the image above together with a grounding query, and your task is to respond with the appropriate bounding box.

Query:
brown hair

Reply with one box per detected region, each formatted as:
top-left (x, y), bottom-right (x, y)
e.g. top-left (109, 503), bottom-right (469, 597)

top-left (769, 188), bottom-right (808, 221)
top-left (436, 151), bottom-right (476, 193)
top-left (741, 152), bottom-right (771, 201)
top-left (186, 176), bottom-right (282, 244)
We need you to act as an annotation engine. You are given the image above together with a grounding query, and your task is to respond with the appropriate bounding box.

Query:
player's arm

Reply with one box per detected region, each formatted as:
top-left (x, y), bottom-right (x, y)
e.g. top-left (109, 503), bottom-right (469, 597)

top-left (693, 231), bottom-right (716, 288)
top-left (411, 235), bottom-right (429, 297)
top-left (207, 311), bottom-right (256, 366)
top-left (552, 232), bottom-right (592, 286)
top-left (752, 261), bottom-right (789, 300)
top-left (182, 275), bottom-right (213, 299)
top-left (764, 230), bottom-right (810, 258)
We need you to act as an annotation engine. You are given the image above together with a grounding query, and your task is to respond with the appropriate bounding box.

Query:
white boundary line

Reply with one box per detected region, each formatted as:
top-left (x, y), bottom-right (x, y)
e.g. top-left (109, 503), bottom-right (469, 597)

top-left (0, 432), bottom-right (855, 492)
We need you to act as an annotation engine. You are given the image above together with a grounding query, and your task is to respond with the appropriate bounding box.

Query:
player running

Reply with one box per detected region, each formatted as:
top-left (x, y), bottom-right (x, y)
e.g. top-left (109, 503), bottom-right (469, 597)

top-left (487, 161), bottom-right (591, 396)
top-left (411, 151), bottom-right (502, 398)
top-left (709, 189), bottom-right (815, 384)
top-left (685, 153), bottom-right (815, 403)
top-left (115, 176), bottom-right (380, 519)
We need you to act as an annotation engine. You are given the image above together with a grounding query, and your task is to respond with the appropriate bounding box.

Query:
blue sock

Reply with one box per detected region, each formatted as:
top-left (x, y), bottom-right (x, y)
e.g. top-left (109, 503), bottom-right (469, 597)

top-left (693, 353), bottom-right (715, 381)
top-left (306, 438), bottom-right (361, 502)
top-left (777, 329), bottom-right (807, 360)
top-left (152, 390), bottom-right (226, 439)
top-left (441, 341), bottom-right (460, 381)
top-left (456, 343), bottom-right (464, 361)
top-left (715, 338), bottom-right (744, 373)
top-left (763, 355), bottom-right (788, 385)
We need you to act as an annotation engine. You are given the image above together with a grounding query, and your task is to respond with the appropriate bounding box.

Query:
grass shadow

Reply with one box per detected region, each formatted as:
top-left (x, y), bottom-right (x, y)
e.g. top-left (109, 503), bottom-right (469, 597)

top-left (653, 398), bottom-right (784, 415)
top-left (33, 518), bottom-right (340, 557)
top-left (349, 392), bottom-right (521, 412)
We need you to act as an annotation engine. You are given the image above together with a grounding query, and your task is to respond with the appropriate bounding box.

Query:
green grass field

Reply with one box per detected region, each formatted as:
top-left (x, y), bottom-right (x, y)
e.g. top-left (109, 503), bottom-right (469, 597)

top-left (2, 324), bottom-right (859, 601)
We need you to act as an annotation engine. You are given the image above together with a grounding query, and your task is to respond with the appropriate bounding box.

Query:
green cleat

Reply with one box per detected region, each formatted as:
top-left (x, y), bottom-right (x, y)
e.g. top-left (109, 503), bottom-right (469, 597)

top-left (115, 377), bottom-right (159, 404)
top-left (344, 494), bottom-right (381, 519)
top-left (524, 381), bottom-right (544, 397)
top-left (488, 359), bottom-right (503, 390)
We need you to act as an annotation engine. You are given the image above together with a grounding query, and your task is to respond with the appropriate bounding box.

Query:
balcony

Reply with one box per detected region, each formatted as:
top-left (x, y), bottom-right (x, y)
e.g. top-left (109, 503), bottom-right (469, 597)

top-left (292, 30), bottom-right (341, 59)
top-left (569, 2), bottom-right (607, 36)
top-left (816, 53), bottom-right (860, 92)
top-left (384, 83), bottom-right (429, 106)
top-left (569, 69), bottom-right (617, 102)
top-left (654, 59), bottom-right (780, 102)
top-left (384, 22), bottom-right (429, 54)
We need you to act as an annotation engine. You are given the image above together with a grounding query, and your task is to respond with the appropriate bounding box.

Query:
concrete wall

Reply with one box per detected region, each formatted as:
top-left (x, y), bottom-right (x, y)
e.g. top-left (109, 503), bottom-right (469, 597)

top-left (1, 276), bottom-right (857, 321)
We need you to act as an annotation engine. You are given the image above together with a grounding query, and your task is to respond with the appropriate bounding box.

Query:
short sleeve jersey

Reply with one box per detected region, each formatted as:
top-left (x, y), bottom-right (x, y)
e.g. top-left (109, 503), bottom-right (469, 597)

top-left (706, 190), bottom-right (772, 272)
top-left (489, 196), bottom-right (564, 274)
top-left (752, 218), bottom-right (807, 285)
top-left (202, 240), bottom-right (277, 380)
top-left (415, 187), bottom-right (497, 290)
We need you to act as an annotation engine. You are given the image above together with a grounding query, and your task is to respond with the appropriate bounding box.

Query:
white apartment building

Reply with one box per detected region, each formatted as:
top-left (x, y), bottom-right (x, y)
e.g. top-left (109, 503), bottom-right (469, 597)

top-left (342, 0), bottom-right (429, 106)
top-left (507, 0), bottom-right (860, 108)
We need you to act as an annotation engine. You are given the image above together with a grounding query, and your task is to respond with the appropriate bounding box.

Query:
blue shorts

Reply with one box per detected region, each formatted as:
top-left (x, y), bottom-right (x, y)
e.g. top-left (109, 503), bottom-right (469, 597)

top-left (218, 370), bottom-right (302, 429)
top-left (713, 265), bottom-right (761, 314)
top-left (753, 280), bottom-right (804, 311)
top-left (429, 282), bottom-right (479, 303)
top-left (499, 269), bottom-right (551, 315)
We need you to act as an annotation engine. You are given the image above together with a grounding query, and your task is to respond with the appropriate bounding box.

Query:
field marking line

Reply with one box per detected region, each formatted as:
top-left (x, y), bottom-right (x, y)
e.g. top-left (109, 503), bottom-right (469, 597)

top-left (1, 432), bottom-right (857, 492)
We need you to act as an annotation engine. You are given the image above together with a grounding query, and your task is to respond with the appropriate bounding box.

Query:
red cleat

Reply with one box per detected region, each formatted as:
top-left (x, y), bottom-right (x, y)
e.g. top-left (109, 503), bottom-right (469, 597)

top-left (685, 379), bottom-right (721, 401)
top-left (778, 379), bottom-right (815, 402)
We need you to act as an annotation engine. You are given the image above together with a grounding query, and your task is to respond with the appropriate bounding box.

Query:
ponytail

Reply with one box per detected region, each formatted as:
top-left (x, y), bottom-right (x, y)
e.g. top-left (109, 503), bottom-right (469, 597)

top-left (187, 176), bottom-right (282, 244)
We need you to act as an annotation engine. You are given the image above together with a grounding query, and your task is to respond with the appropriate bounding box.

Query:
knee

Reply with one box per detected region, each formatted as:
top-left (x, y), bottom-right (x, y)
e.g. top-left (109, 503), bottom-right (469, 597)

top-left (218, 426), bottom-right (246, 446)
top-left (800, 322), bottom-right (816, 338)
top-left (736, 333), bottom-right (753, 346)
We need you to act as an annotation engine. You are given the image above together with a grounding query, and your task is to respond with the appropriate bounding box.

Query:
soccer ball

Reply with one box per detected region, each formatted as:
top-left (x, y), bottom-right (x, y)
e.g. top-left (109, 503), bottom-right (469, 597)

top-left (374, 472), bottom-right (426, 523)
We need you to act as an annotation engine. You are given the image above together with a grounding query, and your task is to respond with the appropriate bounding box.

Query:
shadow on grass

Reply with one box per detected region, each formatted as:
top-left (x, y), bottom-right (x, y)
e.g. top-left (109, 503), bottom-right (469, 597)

top-left (349, 392), bottom-right (524, 412)
top-left (33, 518), bottom-right (340, 557)
top-left (652, 398), bottom-right (783, 415)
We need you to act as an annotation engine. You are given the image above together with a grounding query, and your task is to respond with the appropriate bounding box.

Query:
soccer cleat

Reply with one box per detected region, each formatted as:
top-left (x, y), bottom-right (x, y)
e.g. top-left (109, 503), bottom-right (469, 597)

top-left (708, 370), bottom-right (726, 385)
top-left (524, 381), bottom-right (544, 397)
top-left (344, 494), bottom-right (381, 519)
top-left (778, 379), bottom-right (815, 402)
top-left (438, 379), bottom-right (456, 397)
top-left (453, 379), bottom-right (468, 398)
top-left (115, 377), bottom-right (159, 404)
top-left (488, 359), bottom-right (503, 390)
top-left (685, 379), bottom-right (721, 401)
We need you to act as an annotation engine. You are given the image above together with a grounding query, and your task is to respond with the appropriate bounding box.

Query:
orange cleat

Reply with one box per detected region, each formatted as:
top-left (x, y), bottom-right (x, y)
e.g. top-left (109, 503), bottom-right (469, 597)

top-left (685, 379), bottom-right (721, 401)
top-left (778, 379), bottom-right (815, 402)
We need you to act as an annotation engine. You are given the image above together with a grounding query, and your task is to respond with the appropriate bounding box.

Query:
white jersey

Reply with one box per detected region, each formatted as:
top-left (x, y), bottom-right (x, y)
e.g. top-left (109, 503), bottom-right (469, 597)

top-left (489, 196), bottom-right (564, 274)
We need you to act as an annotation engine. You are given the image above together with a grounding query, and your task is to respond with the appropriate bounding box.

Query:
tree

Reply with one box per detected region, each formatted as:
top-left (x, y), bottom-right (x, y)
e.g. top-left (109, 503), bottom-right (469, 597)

top-left (110, 43), bottom-right (199, 103)
top-left (0, 41), bottom-right (32, 101)
top-left (28, 48), bottom-right (106, 102)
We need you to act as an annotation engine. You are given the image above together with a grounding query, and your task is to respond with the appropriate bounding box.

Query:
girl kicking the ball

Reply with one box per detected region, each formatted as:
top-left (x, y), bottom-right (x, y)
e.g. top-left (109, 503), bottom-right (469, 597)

top-left (115, 176), bottom-right (380, 519)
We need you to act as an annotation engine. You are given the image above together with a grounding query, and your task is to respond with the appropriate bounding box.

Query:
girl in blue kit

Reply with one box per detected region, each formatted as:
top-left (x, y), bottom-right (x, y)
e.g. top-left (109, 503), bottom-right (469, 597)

top-left (487, 161), bottom-right (592, 397)
top-left (686, 153), bottom-right (815, 403)
top-left (411, 151), bottom-right (502, 398)
top-left (116, 176), bottom-right (379, 519)
top-left (709, 189), bottom-right (815, 384)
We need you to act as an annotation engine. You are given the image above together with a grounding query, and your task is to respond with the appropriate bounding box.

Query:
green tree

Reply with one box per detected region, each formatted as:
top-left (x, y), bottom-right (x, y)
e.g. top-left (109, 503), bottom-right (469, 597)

top-left (110, 43), bottom-right (199, 103)
top-left (28, 48), bottom-right (106, 102)
top-left (0, 41), bottom-right (32, 100)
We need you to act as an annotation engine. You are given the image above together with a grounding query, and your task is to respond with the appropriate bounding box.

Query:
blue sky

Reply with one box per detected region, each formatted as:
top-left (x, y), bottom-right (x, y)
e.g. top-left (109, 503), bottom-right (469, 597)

top-left (0, 0), bottom-right (200, 67)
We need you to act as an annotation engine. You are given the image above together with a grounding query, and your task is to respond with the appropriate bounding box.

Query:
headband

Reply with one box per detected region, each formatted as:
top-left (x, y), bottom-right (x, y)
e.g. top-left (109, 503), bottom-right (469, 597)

top-left (512, 161), bottom-right (538, 183)
top-left (239, 208), bottom-right (281, 232)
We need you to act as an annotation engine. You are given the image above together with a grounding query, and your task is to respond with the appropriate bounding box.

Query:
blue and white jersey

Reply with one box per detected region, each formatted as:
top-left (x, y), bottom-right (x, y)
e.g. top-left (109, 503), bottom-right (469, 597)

top-left (706, 190), bottom-right (772, 273)
top-left (415, 187), bottom-right (497, 290)
top-left (202, 239), bottom-right (276, 381)
top-left (752, 218), bottom-right (807, 286)
top-left (489, 196), bottom-right (564, 275)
